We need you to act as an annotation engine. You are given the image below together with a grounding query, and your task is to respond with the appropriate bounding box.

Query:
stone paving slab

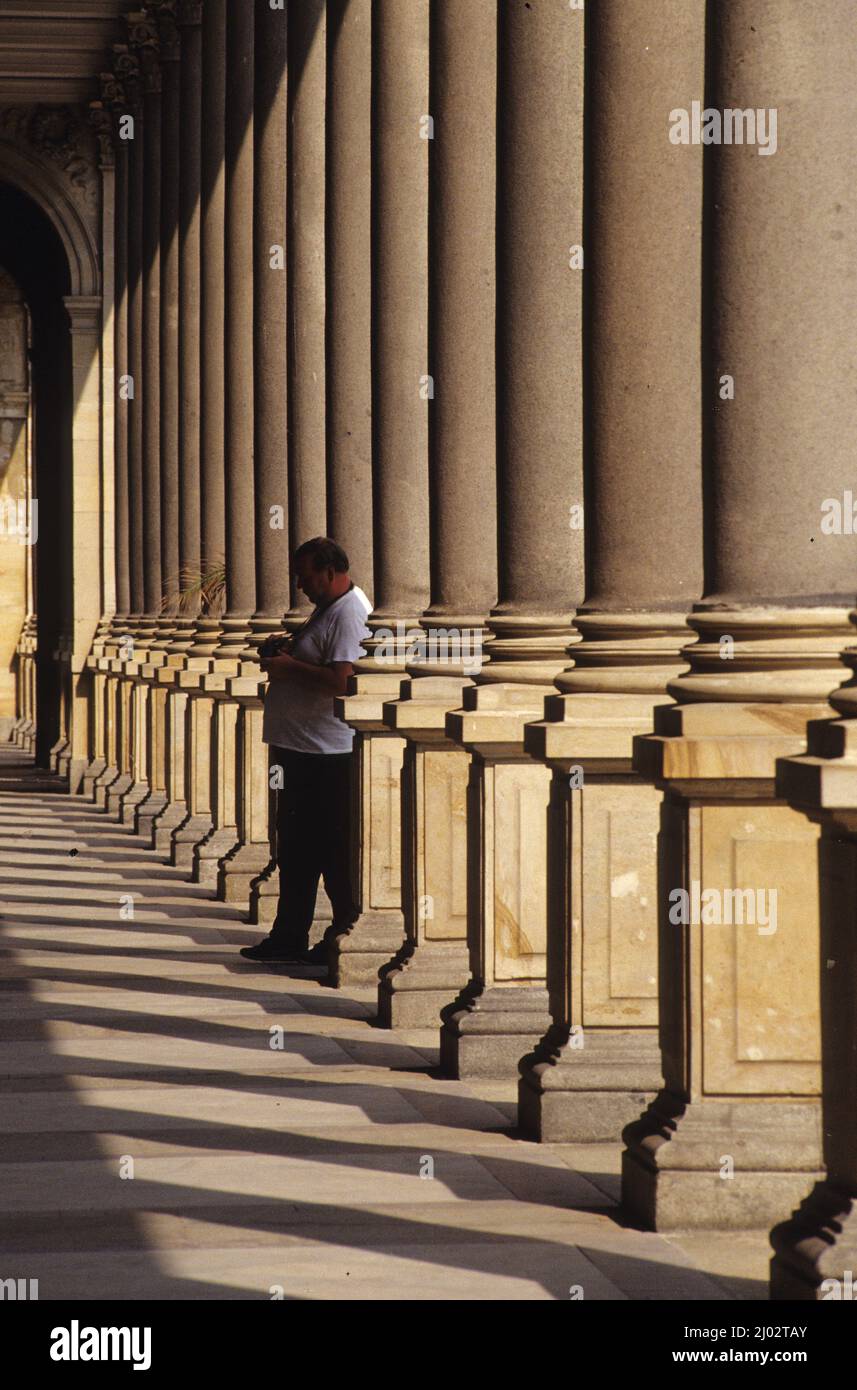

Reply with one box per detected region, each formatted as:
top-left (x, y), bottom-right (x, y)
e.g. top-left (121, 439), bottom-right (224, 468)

top-left (0, 754), bottom-right (771, 1300)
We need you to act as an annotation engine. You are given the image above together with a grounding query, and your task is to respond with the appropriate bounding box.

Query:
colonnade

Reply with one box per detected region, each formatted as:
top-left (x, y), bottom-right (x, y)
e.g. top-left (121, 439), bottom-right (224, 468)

top-left (8, 0), bottom-right (857, 1298)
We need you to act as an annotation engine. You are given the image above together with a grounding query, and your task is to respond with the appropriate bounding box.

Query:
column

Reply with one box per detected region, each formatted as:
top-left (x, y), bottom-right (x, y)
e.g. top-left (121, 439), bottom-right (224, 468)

top-left (627, 0), bottom-right (857, 1231)
top-left (224, 0), bottom-right (289, 908)
top-left (440, 0), bottom-right (584, 1077)
top-left (132, 13), bottom-right (163, 645)
top-left (377, 0), bottom-right (497, 1026)
top-left (176, 0), bottom-right (226, 870)
top-left (325, 0), bottom-right (372, 589)
top-left (153, 0), bottom-right (182, 643)
top-left (518, 0), bottom-right (705, 1142)
top-left (284, 0), bottom-right (327, 626)
top-left (171, 0), bottom-right (203, 653)
top-left (155, 0), bottom-right (205, 849)
top-left (187, 0), bottom-right (226, 658)
top-left (332, 0), bottom-right (429, 987)
top-left (214, 0), bottom-right (255, 658)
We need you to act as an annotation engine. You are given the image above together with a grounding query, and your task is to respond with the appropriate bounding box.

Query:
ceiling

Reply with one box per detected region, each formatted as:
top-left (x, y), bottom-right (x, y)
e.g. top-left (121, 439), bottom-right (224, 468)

top-left (0, 1), bottom-right (136, 106)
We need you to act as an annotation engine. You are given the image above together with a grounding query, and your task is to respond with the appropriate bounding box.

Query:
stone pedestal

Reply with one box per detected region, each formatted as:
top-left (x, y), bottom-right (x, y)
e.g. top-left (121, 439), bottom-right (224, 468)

top-left (171, 667), bottom-right (215, 867)
top-left (518, 673), bottom-right (678, 1140)
top-left (769, 675), bottom-right (857, 1297)
top-left (192, 674), bottom-right (239, 885)
top-left (378, 675), bottom-right (473, 1027)
top-left (625, 689), bottom-right (846, 1229)
top-left (332, 672), bottom-right (406, 987)
top-left (216, 677), bottom-right (271, 904)
top-left (441, 684), bottom-right (556, 1078)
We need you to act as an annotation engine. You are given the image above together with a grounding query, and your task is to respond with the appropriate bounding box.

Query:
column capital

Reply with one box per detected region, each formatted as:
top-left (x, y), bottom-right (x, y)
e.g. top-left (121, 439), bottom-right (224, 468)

top-left (88, 101), bottom-right (115, 169)
top-left (110, 44), bottom-right (142, 115)
top-left (150, 0), bottom-right (181, 62)
top-left (127, 12), bottom-right (162, 94)
top-left (176, 0), bottom-right (203, 26)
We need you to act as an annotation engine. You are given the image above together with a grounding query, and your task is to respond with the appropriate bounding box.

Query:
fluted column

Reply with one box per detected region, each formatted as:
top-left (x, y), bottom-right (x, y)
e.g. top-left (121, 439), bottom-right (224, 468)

top-left (362, 0), bottom-right (429, 640)
top-left (440, 0), bottom-right (584, 1078)
top-left (153, 0), bottom-right (205, 848)
top-left (131, 14), bottom-right (163, 645)
top-left (331, 0), bottom-right (429, 988)
top-left (284, 0), bottom-right (327, 626)
top-left (188, 0), bottom-right (226, 657)
top-left (215, 0), bottom-right (256, 658)
top-left (219, 0), bottom-right (289, 906)
top-left (377, 0), bottom-right (497, 1026)
top-left (110, 97), bottom-right (131, 630)
top-left (149, 0), bottom-right (181, 647)
top-left (519, 0), bottom-right (705, 1142)
top-left (250, 0), bottom-right (288, 637)
top-left (325, 0), bottom-right (372, 591)
top-left (628, 0), bottom-right (857, 1232)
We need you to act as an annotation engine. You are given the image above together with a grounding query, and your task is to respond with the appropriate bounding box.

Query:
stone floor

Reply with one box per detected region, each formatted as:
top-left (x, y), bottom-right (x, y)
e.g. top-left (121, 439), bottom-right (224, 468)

top-left (0, 746), bottom-right (772, 1300)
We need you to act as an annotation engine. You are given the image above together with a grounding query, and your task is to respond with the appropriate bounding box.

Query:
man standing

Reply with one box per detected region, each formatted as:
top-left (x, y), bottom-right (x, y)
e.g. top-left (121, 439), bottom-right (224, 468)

top-left (240, 537), bottom-right (371, 966)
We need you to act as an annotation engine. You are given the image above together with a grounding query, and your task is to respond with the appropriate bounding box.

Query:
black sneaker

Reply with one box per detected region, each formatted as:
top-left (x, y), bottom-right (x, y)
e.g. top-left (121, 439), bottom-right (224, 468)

top-left (302, 941), bottom-right (328, 965)
top-left (239, 939), bottom-right (307, 962)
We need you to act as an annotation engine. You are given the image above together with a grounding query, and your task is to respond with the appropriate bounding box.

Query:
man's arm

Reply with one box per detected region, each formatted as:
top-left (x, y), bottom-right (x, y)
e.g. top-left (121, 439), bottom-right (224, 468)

top-left (265, 652), bottom-right (354, 696)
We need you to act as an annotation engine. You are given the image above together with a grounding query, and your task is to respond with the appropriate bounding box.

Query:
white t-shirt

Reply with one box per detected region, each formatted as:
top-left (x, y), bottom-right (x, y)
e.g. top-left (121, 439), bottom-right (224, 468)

top-left (262, 585), bottom-right (372, 754)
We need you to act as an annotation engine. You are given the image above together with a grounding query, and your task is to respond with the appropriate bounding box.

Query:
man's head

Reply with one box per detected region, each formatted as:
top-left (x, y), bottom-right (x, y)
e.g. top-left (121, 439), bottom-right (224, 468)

top-left (294, 536), bottom-right (351, 606)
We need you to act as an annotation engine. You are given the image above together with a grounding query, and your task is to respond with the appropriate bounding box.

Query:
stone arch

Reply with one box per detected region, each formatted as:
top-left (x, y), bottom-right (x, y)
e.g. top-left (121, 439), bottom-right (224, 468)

top-left (0, 139), bottom-right (99, 297)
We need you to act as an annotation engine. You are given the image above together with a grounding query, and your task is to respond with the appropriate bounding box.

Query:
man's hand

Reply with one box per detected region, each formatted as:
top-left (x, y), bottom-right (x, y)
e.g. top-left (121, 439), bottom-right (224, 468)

top-left (266, 654), bottom-right (354, 696)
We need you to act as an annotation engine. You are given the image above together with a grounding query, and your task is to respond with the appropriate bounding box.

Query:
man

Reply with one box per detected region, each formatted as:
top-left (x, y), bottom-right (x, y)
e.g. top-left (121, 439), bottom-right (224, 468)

top-left (240, 537), bottom-right (371, 966)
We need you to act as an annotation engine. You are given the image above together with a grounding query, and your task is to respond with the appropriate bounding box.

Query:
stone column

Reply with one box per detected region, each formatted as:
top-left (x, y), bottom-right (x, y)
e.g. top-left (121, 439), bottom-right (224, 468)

top-left (116, 43), bottom-right (145, 636)
top-left (83, 96), bottom-right (120, 799)
top-left (188, 0), bottom-right (226, 658)
top-left (772, 647), bottom-right (857, 1297)
top-left (214, 0), bottom-right (256, 659)
top-left (170, 0), bottom-right (203, 654)
top-left (440, 0), bottom-right (584, 1077)
top-left (131, 13), bottom-right (163, 645)
top-left (224, 0), bottom-right (289, 910)
top-left (284, 0), bottom-right (327, 624)
top-left (175, 0), bottom-right (226, 869)
top-left (325, 0), bottom-right (372, 589)
top-left (377, 0), bottom-right (497, 1026)
top-left (332, 0), bottom-right (429, 987)
top-left (154, 0), bottom-right (205, 849)
top-left (152, 0), bottom-right (182, 643)
top-left (627, 0), bottom-right (857, 1231)
top-left (518, 0), bottom-right (705, 1142)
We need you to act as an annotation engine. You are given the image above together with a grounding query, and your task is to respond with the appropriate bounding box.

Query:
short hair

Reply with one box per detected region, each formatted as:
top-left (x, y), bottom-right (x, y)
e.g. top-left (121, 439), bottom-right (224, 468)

top-left (294, 536), bottom-right (350, 573)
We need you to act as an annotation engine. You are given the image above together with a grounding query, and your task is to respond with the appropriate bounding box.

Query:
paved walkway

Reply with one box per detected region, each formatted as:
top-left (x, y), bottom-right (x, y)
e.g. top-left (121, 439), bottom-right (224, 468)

top-left (0, 746), bottom-right (771, 1300)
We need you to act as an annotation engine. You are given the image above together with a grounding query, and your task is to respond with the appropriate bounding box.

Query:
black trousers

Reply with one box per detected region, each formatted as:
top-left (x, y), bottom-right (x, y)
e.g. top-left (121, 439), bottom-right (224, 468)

top-left (268, 746), bottom-right (357, 950)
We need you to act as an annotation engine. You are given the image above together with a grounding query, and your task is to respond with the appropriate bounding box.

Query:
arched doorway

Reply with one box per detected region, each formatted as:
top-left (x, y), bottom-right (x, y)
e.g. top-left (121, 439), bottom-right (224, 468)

top-left (0, 173), bottom-right (104, 780)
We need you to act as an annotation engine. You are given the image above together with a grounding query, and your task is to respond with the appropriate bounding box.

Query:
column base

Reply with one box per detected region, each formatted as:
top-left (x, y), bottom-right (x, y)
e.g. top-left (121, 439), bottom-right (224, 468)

top-left (151, 799), bottom-right (189, 854)
top-left (248, 859), bottom-right (279, 925)
top-left (518, 1026), bottom-right (663, 1143)
top-left (192, 825), bottom-right (240, 886)
top-left (216, 842), bottom-right (271, 904)
top-left (81, 757), bottom-right (107, 799)
top-left (770, 1182), bottom-right (857, 1300)
top-left (378, 941), bottom-right (472, 1029)
top-left (439, 983), bottom-right (552, 1080)
top-left (118, 779), bottom-right (149, 827)
top-left (621, 1089), bottom-right (823, 1231)
top-left (92, 764), bottom-right (121, 807)
top-left (105, 772), bottom-right (133, 816)
top-left (170, 812), bottom-right (214, 869)
top-left (329, 910), bottom-right (405, 988)
top-left (134, 790), bottom-right (168, 839)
